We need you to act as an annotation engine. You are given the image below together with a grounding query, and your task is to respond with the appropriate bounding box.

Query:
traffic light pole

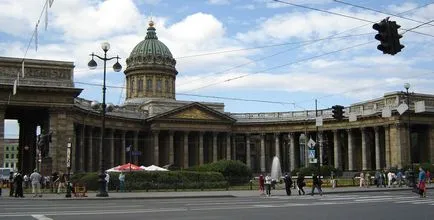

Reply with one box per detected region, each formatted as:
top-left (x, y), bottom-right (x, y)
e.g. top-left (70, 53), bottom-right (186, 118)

top-left (315, 99), bottom-right (321, 184)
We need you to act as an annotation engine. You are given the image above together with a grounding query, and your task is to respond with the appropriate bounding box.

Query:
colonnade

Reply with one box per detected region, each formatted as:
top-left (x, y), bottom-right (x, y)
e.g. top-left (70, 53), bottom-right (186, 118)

top-left (72, 123), bottom-right (424, 174)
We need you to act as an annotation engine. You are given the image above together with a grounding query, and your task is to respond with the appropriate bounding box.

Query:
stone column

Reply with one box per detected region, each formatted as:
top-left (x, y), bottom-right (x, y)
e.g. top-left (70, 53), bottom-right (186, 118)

top-left (260, 133), bottom-right (266, 172)
top-left (289, 133), bottom-right (296, 171)
top-left (318, 131), bottom-right (324, 166)
top-left (169, 131), bottom-right (174, 165)
top-left (121, 130), bottom-right (126, 165)
top-left (246, 134), bottom-right (251, 168)
top-left (0, 110), bottom-right (4, 168)
top-left (213, 132), bottom-right (218, 162)
top-left (110, 129), bottom-right (115, 168)
top-left (274, 133), bottom-right (280, 158)
top-left (374, 127), bottom-right (381, 170)
top-left (134, 131), bottom-right (139, 164)
top-left (153, 130), bottom-right (159, 166)
top-left (361, 127), bottom-right (367, 171)
top-left (333, 130), bottom-right (341, 170)
top-left (87, 126), bottom-right (93, 172)
top-left (199, 132), bottom-right (204, 165)
top-left (226, 133), bottom-right (231, 160)
top-left (384, 125), bottom-right (390, 169)
top-left (429, 125), bottom-right (434, 164)
top-left (232, 134), bottom-right (236, 160)
top-left (183, 131), bottom-right (189, 168)
top-left (79, 125), bottom-right (85, 172)
top-left (347, 129), bottom-right (354, 171)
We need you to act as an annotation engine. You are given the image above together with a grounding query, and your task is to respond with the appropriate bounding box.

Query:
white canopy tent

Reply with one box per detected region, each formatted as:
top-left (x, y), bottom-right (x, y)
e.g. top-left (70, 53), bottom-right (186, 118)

top-left (140, 165), bottom-right (169, 171)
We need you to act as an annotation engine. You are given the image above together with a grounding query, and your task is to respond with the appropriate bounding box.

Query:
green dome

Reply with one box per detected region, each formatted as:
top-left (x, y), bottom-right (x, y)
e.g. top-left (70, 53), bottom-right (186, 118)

top-left (126, 21), bottom-right (176, 68)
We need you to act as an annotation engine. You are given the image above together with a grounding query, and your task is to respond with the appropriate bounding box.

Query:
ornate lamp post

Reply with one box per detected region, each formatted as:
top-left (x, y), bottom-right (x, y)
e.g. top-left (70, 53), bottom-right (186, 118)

top-left (65, 138), bottom-right (72, 198)
top-left (88, 42), bottom-right (122, 197)
top-left (403, 83), bottom-right (416, 187)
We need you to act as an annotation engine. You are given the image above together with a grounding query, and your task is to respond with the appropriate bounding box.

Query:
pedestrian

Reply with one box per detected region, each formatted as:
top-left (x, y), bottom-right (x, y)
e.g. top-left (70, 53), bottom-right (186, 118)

top-left (264, 173), bottom-right (272, 197)
top-left (387, 171), bottom-right (395, 188)
top-left (57, 173), bottom-right (66, 193)
top-left (258, 174), bottom-right (265, 195)
top-left (296, 173), bottom-right (305, 195)
top-left (283, 173), bottom-right (292, 196)
top-left (14, 171), bottom-right (24, 198)
top-left (427, 170), bottom-right (431, 185)
top-left (330, 171), bottom-right (336, 189)
top-left (119, 172), bottom-right (125, 192)
top-left (8, 172), bottom-right (14, 197)
top-left (51, 172), bottom-right (59, 193)
top-left (396, 170), bottom-right (403, 187)
top-left (418, 167), bottom-right (426, 198)
top-left (311, 173), bottom-right (323, 196)
top-left (381, 171), bottom-right (387, 188)
top-left (105, 171), bottom-right (110, 193)
top-left (365, 172), bottom-right (371, 187)
top-left (359, 172), bottom-right (365, 188)
top-left (30, 169), bottom-right (42, 197)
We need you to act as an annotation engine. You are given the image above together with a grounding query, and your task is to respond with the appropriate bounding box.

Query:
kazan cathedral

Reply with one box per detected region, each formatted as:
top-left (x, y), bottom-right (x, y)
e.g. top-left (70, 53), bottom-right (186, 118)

top-left (0, 21), bottom-right (434, 176)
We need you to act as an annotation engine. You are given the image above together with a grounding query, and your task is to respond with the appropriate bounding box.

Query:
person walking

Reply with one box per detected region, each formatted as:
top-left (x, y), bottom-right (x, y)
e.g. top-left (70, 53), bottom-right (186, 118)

top-left (387, 171), bottom-right (395, 188)
top-left (296, 173), bottom-right (305, 196)
top-left (29, 169), bottom-right (42, 197)
top-left (427, 170), bottom-right (431, 185)
top-left (283, 173), bottom-right (292, 196)
top-left (264, 174), bottom-right (272, 197)
top-left (105, 171), bottom-right (110, 193)
top-left (359, 172), bottom-right (365, 188)
top-left (418, 167), bottom-right (427, 198)
top-left (8, 172), bottom-right (14, 197)
top-left (258, 174), bottom-right (265, 195)
top-left (14, 171), bottom-right (24, 198)
top-left (311, 174), bottom-right (323, 196)
top-left (119, 172), bottom-right (125, 192)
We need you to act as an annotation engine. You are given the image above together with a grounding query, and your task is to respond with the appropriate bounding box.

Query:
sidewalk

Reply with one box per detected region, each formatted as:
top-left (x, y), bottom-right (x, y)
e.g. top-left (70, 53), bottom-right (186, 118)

top-left (1, 185), bottom-right (432, 200)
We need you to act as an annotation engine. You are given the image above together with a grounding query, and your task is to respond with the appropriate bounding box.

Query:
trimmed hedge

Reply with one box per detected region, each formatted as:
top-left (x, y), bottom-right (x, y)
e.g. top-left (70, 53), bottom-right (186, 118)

top-left (291, 165), bottom-right (341, 177)
top-left (71, 171), bottom-right (226, 191)
top-left (192, 160), bottom-right (253, 185)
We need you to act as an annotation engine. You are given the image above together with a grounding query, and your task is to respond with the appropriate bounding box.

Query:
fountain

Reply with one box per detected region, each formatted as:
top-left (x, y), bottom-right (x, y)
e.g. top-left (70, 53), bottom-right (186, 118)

top-left (270, 156), bottom-right (282, 181)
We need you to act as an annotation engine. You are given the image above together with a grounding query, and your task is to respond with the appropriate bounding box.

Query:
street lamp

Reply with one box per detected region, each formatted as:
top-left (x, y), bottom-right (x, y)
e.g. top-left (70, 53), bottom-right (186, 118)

top-left (21, 145), bottom-right (29, 172)
top-left (403, 83), bottom-right (416, 187)
top-left (88, 42), bottom-right (122, 197)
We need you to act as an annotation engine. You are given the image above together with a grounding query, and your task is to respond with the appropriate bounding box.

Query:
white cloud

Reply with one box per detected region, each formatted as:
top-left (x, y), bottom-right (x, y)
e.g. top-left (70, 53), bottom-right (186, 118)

top-left (208, 0), bottom-right (230, 5)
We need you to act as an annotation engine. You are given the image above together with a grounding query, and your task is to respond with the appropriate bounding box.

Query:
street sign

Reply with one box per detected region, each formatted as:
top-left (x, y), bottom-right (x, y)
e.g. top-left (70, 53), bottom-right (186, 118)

top-left (131, 151), bottom-right (142, 156)
top-left (307, 138), bottom-right (316, 149)
top-left (309, 158), bottom-right (317, 164)
top-left (308, 150), bottom-right (315, 159)
top-left (315, 116), bottom-right (323, 126)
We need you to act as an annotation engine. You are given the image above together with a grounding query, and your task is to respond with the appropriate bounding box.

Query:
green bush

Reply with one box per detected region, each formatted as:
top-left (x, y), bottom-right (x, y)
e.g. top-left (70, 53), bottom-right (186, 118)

top-left (291, 165), bottom-right (340, 177)
top-left (70, 171), bottom-right (226, 191)
top-left (194, 160), bottom-right (252, 185)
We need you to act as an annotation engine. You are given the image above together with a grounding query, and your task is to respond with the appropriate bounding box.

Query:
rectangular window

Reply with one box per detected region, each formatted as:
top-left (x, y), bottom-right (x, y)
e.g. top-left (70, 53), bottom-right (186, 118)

top-left (11, 163), bottom-right (14, 168)
top-left (157, 79), bottom-right (162, 92)
top-left (165, 80), bottom-right (170, 93)
top-left (5, 163), bottom-right (9, 168)
top-left (147, 79), bottom-right (153, 91)
top-left (6, 146), bottom-right (9, 151)
top-left (5, 154), bottom-right (9, 159)
top-left (138, 79), bottom-right (143, 92)
top-left (11, 147), bottom-right (14, 151)
top-left (11, 154), bottom-right (14, 159)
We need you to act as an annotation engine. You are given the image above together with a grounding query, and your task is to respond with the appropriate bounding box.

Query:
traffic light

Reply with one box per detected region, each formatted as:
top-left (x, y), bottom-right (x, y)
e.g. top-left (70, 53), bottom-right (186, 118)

top-left (332, 105), bottom-right (345, 120)
top-left (389, 21), bottom-right (404, 55)
top-left (373, 19), bottom-right (392, 54)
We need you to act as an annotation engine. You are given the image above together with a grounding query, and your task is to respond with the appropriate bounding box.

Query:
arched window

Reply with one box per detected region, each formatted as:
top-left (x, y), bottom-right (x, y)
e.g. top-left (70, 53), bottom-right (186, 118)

top-left (165, 79), bottom-right (170, 93)
top-left (130, 78), bottom-right (135, 96)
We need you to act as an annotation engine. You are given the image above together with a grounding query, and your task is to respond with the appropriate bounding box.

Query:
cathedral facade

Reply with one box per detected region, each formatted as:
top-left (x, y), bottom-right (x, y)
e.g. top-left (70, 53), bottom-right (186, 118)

top-left (1, 22), bottom-right (434, 176)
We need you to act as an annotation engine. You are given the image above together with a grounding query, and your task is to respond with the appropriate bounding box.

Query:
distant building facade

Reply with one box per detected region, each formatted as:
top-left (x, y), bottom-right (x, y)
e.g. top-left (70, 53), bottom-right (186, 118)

top-left (3, 139), bottom-right (18, 169)
top-left (0, 22), bottom-right (433, 176)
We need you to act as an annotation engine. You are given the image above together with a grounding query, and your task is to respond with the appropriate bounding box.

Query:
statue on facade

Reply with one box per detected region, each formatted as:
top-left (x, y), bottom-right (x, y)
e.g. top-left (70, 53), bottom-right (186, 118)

top-left (37, 130), bottom-right (53, 158)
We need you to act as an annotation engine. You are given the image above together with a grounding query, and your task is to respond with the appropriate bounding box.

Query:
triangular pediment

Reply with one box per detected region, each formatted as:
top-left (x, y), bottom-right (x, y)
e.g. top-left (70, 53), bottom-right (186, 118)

top-left (146, 102), bottom-right (236, 123)
top-left (168, 106), bottom-right (220, 120)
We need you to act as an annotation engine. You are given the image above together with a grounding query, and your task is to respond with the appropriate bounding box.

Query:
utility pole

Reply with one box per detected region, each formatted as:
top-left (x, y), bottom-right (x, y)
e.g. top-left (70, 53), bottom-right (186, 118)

top-left (315, 99), bottom-right (321, 183)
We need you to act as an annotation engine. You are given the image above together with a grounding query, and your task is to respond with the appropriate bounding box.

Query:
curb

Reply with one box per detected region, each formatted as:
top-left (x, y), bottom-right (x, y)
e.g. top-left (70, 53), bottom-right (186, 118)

top-left (0, 194), bottom-right (235, 201)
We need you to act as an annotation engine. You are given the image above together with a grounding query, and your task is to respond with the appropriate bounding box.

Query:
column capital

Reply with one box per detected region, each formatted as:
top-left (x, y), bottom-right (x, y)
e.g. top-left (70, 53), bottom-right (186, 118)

top-left (333, 129), bottom-right (339, 134)
top-left (374, 126), bottom-right (380, 132)
top-left (360, 127), bottom-right (367, 132)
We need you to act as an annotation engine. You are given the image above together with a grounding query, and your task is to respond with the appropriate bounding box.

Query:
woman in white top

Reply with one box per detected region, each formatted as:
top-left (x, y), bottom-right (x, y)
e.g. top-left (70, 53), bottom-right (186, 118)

top-left (264, 174), bottom-right (272, 196)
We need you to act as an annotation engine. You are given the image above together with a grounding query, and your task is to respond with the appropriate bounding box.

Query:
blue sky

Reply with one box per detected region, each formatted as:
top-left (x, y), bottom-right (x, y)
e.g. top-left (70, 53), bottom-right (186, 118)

top-left (1, 0), bottom-right (434, 138)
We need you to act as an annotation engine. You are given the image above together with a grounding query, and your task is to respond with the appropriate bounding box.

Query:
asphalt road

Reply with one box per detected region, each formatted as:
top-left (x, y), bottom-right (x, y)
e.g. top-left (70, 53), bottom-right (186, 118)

top-left (0, 191), bottom-right (432, 220)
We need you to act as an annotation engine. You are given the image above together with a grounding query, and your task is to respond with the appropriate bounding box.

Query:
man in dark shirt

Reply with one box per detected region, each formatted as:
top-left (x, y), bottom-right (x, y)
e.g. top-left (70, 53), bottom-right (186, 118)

top-left (311, 173), bottom-right (323, 196)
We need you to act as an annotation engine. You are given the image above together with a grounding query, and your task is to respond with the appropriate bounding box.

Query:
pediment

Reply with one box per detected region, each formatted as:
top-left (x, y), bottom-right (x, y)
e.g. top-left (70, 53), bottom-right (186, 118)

top-left (168, 106), bottom-right (220, 120)
top-left (146, 102), bottom-right (236, 123)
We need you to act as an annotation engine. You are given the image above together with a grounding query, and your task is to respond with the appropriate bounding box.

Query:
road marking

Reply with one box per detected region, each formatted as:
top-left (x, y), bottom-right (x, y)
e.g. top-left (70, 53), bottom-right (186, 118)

top-left (31, 215), bottom-right (53, 220)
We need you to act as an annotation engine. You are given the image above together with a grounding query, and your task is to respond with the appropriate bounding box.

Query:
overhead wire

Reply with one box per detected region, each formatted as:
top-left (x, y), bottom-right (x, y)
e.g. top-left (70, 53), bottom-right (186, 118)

top-left (273, 0), bottom-right (434, 38)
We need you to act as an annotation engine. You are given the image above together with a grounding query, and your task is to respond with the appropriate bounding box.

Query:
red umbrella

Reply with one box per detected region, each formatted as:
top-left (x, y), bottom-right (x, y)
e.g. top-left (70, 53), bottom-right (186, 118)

top-left (114, 163), bottom-right (144, 172)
